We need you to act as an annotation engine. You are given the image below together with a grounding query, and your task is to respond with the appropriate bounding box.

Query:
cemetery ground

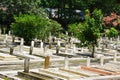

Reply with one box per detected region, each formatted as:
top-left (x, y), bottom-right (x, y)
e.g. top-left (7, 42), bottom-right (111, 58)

top-left (0, 34), bottom-right (120, 80)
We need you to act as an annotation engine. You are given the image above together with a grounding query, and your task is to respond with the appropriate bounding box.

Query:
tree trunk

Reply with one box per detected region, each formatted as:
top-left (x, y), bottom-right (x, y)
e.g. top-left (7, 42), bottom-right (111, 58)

top-left (91, 44), bottom-right (95, 58)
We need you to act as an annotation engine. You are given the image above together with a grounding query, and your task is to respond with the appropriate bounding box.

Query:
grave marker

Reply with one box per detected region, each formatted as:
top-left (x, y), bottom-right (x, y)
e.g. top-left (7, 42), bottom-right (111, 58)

top-left (117, 36), bottom-right (119, 42)
top-left (40, 41), bottom-right (44, 49)
top-left (56, 40), bottom-right (60, 54)
top-left (4, 34), bottom-right (7, 43)
top-left (86, 57), bottom-right (90, 67)
top-left (100, 56), bottom-right (104, 66)
top-left (10, 47), bottom-right (14, 55)
top-left (24, 58), bottom-right (30, 73)
top-left (29, 41), bottom-right (34, 55)
top-left (114, 53), bottom-right (117, 62)
top-left (44, 56), bottom-right (50, 69)
top-left (8, 31), bottom-right (11, 35)
top-left (64, 56), bottom-right (69, 69)
top-left (19, 38), bottom-right (24, 53)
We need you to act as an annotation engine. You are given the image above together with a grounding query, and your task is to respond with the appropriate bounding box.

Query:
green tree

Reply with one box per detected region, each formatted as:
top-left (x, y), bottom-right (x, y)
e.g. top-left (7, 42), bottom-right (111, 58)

top-left (0, 0), bottom-right (48, 32)
top-left (69, 9), bottom-right (103, 57)
top-left (105, 28), bottom-right (118, 38)
top-left (10, 14), bottom-right (63, 44)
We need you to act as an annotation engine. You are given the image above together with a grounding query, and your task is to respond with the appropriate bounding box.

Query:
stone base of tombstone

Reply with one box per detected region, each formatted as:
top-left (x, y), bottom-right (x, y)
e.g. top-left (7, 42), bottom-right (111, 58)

top-left (24, 58), bottom-right (30, 73)
top-left (44, 56), bottom-right (50, 69)
top-left (10, 47), bottom-right (14, 55)
top-left (56, 46), bottom-right (60, 55)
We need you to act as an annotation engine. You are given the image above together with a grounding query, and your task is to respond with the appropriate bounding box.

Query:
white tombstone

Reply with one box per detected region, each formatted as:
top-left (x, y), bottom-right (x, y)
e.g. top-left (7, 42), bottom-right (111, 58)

top-left (30, 41), bottom-right (34, 55)
top-left (81, 47), bottom-right (83, 53)
top-left (40, 41), bottom-right (44, 49)
top-left (106, 37), bottom-right (108, 41)
top-left (114, 53), bottom-right (117, 62)
top-left (57, 40), bottom-right (61, 46)
top-left (110, 38), bottom-right (112, 42)
top-left (65, 45), bottom-right (68, 53)
top-left (8, 31), bottom-right (11, 35)
top-left (100, 56), bottom-right (104, 66)
top-left (66, 31), bottom-right (68, 35)
top-left (24, 58), bottom-right (30, 73)
top-left (70, 39), bottom-right (74, 48)
top-left (43, 46), bottom-right (47, 54)
top-left (117, 36), bottom-right (119, 42)
top-left (64, 56), bottom-right (69, 69)
top-left (31, 41), bottom-right (34, 47)
top-left (86, 57), bottom-right (90, 67)
top-left (49, 32), bottom-right (52, 42)
top-left (100, 37), bottom-right (103, 42)
top-left (73, 44), bottom-right (77, 53)
top-left (19, 38), bottom-right (24, 53)
top-left (4, 34), bottom-right (7, 43)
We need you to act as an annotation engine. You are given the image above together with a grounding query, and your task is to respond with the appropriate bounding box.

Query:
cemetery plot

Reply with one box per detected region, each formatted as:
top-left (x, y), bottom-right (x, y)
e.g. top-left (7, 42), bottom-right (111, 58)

top-left (39, 68), bottom-right (84, 80)
top-left (95, 63), bottom-right (120, 72)
top-left (0, 52), bottom-right (19, 61)
top-left (80, 66), bottom-right (116, 75)
top-left (59, 68), bottom-right (100, 77)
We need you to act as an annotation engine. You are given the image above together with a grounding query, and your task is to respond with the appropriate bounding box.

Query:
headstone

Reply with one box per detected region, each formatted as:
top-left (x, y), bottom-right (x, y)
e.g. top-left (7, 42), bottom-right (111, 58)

top-left (81, 47), bottom-right (83, 53)
top-left (117, 36), bottom-right (119, 42)
top-left (10, 47), bottom-right (14, 55)
top-left (100, 56), bottom-right (104, 66)
top-left (29, 41), bottom-right (34, 55)
top-left (110, 38), bottom-right (112, 42)
top-left (56, 46), bottom-right (59, 55)
top-left (19, 38), bottom-right (24, 53)
top-left (86, 57), bottom-right (90, 67)
top-left (40, 41), bottom-right (44, 49)
top-left (8, 30), bottom-right (11, 35)
top-left (57, 40), bottom-right (61, 46)
top-left (56, 40), bottom-right (60, 54)
top-left (64, 56), bottom-right (69, 69)
top-left (65, 45), bottom-right (68, 53)
top-left (114, 53), bottom-right (117, 62)
top-left (44, 56), bottom-right (50, 69)
top-left (73, 44), bottom-right (77, 53)
top-left (102, 45), bottom-right (104, 52)
top-left (100, 37), bottom-right (103, 42)
top-left (105, 37), bottom-right (108, 41)
top-left (70, 38), bottom-right (73, 48)
top-left (24, 58), bottom-right (30, 73)
top-left (12, 35), bottom-right (15, 43)
top-left (49, 32), bottom-right (52, 41)
top-left (4, 34), bottom-right (7, 43)
top-left (66, 31), bottom-right (68, 36)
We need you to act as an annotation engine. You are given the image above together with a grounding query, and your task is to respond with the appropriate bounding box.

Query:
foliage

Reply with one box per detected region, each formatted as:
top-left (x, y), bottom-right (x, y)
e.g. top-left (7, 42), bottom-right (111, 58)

top-left (37, 19), bottom-right (63, 40)
top-left (103, 12), bottom-right (120, 28)
top-left (0, 0), bottom-right (48, 28)
top-left (105, 28), bottom-right (118, 38)
top-left (10, 14), bottom-right (63, 44)
top-left (68, 9), bottom-right (103, 57)
top-left (69, 9), bottom-right (103, 46)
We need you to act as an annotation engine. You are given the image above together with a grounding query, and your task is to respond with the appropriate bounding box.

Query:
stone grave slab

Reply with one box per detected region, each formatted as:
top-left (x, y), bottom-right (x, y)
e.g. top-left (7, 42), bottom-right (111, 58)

top-left (39, 68), bottom-right (84, 80)
top-left (59, 68), bottom-right (100, 77)
top-left (0, 53), bottom-right (19, 61)
top-left (95, 63), bottom-right (120, 72)
top-left (80, 66), bottom-right (115, 76)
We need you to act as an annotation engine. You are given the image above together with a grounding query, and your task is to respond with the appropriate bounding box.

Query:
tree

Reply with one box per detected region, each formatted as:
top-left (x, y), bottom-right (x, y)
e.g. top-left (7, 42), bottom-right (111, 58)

top-left (10, 14), bottom-right (63, 44)
top-left (0, 0), bottom-right (48, 32)
top-left (69, 9), bottom-right (103, 57)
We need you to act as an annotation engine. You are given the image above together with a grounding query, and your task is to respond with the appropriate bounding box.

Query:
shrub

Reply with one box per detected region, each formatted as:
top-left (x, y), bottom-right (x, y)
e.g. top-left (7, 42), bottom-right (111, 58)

top-left (11, 14), bottom-right (63, 44)
top-left (105, 28), bottom-right (118, 38)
